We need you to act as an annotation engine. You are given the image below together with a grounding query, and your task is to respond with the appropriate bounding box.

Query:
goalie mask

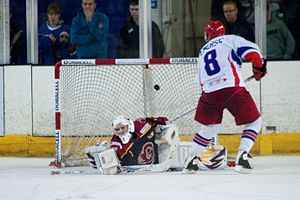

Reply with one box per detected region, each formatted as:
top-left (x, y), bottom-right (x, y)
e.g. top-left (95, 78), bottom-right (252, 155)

top-left (112, 116), bottom-right (135, 144)
top-left (204, 20), bottom-right (225, 42)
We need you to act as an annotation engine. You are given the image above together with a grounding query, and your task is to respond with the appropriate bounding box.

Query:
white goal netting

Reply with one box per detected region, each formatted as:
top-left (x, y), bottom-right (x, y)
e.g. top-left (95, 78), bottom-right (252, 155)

top-left (55, 58), bottom-right (200, 166)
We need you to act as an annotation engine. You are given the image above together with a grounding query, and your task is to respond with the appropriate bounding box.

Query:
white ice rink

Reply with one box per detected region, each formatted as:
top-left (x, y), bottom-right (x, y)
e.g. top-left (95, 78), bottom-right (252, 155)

top-left (0, 156), bottom-right (300, 200)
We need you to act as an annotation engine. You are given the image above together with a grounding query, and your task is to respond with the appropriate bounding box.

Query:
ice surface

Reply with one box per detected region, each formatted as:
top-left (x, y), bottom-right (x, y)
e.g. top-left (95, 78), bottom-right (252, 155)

top-left (0, 156), bottom-right (300, 200)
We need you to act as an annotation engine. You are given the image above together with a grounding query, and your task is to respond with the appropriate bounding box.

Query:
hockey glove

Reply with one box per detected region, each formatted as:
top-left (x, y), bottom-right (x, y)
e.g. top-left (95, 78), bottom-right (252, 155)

top-left (252, 58), bottom-right (267, 81)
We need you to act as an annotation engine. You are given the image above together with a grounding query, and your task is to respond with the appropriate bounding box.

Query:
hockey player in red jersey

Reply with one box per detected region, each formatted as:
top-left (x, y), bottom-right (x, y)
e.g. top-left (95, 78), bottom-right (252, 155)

top-left (183, 20), bottom-right (267, 174)
top-left (85, 115), bottom-right (179, 174)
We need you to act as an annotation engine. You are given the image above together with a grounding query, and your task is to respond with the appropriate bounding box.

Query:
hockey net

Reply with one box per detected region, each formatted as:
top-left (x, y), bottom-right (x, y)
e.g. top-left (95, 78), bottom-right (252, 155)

top-left (54, 58), bottom-right (200, 167)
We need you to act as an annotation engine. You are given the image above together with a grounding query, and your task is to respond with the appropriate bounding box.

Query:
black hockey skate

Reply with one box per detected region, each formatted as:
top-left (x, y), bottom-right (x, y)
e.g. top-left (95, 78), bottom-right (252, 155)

top-left (182, 154), bottom-right (201, 174)
top-left (234, 151), bottom-right (253, 174)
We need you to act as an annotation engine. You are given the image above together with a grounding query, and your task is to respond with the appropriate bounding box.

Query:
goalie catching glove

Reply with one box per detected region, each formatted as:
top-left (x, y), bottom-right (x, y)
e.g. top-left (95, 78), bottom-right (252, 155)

top-left (252, 58), bottom-right (267, 81)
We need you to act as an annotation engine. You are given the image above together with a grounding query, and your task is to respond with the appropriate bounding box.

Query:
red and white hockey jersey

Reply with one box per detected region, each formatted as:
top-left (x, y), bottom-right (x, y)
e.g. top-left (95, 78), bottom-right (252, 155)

top-left (198, 34), bottom-right (264, 93)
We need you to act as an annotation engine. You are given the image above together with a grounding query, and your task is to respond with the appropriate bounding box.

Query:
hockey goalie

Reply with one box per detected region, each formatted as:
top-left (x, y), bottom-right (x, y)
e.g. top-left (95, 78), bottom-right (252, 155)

top-left (85, 115), bottom-right (180, 174)
top-left (85, 115), bottom-right (230, 174)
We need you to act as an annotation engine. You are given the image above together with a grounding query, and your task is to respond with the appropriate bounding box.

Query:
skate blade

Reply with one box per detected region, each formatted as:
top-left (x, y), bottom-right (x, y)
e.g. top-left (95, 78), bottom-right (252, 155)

top-left (234, 165), bottom-right (251, 174)
top-left (181, 168), bottom-right (198, 174)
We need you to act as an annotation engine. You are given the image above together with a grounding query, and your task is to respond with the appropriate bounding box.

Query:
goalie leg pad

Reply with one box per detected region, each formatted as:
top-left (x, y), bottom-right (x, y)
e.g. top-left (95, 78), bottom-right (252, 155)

top-left (170, 142), bottom-right (192, 169)
top-left (153, 124), bottom-right (180, 171)
top-left (86, 152), bottom-right (97, 169)
top-left (198, 145), bottom-right (228, 170)
top-left (157, 124), bottom-right (180, 164)
top-left (160, 124), bottom-right (180, 145)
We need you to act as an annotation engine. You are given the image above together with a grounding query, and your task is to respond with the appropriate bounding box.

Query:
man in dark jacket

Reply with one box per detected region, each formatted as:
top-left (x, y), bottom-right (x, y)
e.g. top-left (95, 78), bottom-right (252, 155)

top-left (117, 0), bottom-right (165, 58)
top-left (222, 0), bottom-right (255, 42)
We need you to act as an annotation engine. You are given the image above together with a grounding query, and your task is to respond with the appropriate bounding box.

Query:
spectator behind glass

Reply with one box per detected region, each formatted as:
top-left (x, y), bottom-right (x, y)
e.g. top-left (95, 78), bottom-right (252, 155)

top-left (117, 0), bottom-right (165, 58)
top-left (38, 3), bottom-right (76, 64)
top-left (267, 3), bottom-right (295, 60)
top-left (285, 0), bottom-right (300, 59)
top-left (222, 0), bottom-right (255, 42)
top-left (70, 0), bottom-right (109, 59)
top-left (10, 9), bottom-right (23, 64)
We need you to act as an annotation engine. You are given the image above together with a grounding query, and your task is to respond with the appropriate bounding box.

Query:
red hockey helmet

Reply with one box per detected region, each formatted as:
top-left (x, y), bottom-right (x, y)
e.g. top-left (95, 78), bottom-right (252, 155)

top-left (204, 20), bottom-right (225, 42)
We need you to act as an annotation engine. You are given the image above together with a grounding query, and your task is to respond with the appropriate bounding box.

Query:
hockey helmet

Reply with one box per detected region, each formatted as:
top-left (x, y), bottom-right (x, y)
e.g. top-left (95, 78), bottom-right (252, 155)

top-left (204, 20), bottom-right (225, 42)
top-left (112, 115), bottom-right (135, 144)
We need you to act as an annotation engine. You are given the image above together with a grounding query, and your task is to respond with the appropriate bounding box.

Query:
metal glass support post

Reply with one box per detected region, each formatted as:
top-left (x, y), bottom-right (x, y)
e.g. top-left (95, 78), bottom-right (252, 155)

top-left (139, 0), bottom-right (153, 58)
top-left (26, 0), bottom-right (38, 64)
top-left (254, 0), bottom-right (267, 57)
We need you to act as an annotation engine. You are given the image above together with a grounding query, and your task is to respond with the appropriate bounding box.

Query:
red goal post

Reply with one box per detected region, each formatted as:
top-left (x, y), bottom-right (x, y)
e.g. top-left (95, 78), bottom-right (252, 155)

top-left (54, 58), bottom-right (200, 167)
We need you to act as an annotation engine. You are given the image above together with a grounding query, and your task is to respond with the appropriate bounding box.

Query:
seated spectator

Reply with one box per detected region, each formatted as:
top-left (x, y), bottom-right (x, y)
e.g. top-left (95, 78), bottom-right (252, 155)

top-left (38, 3), bottom-right (76, 64)
top-left (71, 0), bottom-right (109, 59)
top-left (222, 0), bottom-right (255, 42)
top-left (117, 0), bottom-right (165, 58)
top-left (267, 3), bottom-right (295, 60)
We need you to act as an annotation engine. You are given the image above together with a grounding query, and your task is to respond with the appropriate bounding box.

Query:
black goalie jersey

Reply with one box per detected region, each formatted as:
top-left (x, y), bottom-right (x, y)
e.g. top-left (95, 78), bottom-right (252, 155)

top-left (110, 117), bottom-right (168, 166)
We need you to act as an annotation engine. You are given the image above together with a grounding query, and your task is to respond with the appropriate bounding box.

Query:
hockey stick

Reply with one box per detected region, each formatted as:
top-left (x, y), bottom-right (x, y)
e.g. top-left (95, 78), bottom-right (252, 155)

top-left (51, 169), bottom-right (90, 175)
top-left (50, 166), bottom-right (101, 175)
top-left (244, 74), bottom-right (255, 82)
top-left (170, 109), bottom-right (195, 123)
top-left (50, 165), bottom-right (165, 175)
top-left (10, 30), bottom-right (23, 53)
top-left (50, 163), bottom-right (172, 175)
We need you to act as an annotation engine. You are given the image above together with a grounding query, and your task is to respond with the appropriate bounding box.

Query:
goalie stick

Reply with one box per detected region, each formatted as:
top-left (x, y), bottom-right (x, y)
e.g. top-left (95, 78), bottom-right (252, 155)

top-left (51, 169), bottom-right (91, 175)
top-left (50, 164), bottom-right (174, 175)
top-left (50, 161), bottom-right (236, 175)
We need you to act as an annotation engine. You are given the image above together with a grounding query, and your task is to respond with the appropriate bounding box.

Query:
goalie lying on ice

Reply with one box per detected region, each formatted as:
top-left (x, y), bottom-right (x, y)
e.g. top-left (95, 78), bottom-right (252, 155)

top-left (85, 115), bottom-right (180, 174)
